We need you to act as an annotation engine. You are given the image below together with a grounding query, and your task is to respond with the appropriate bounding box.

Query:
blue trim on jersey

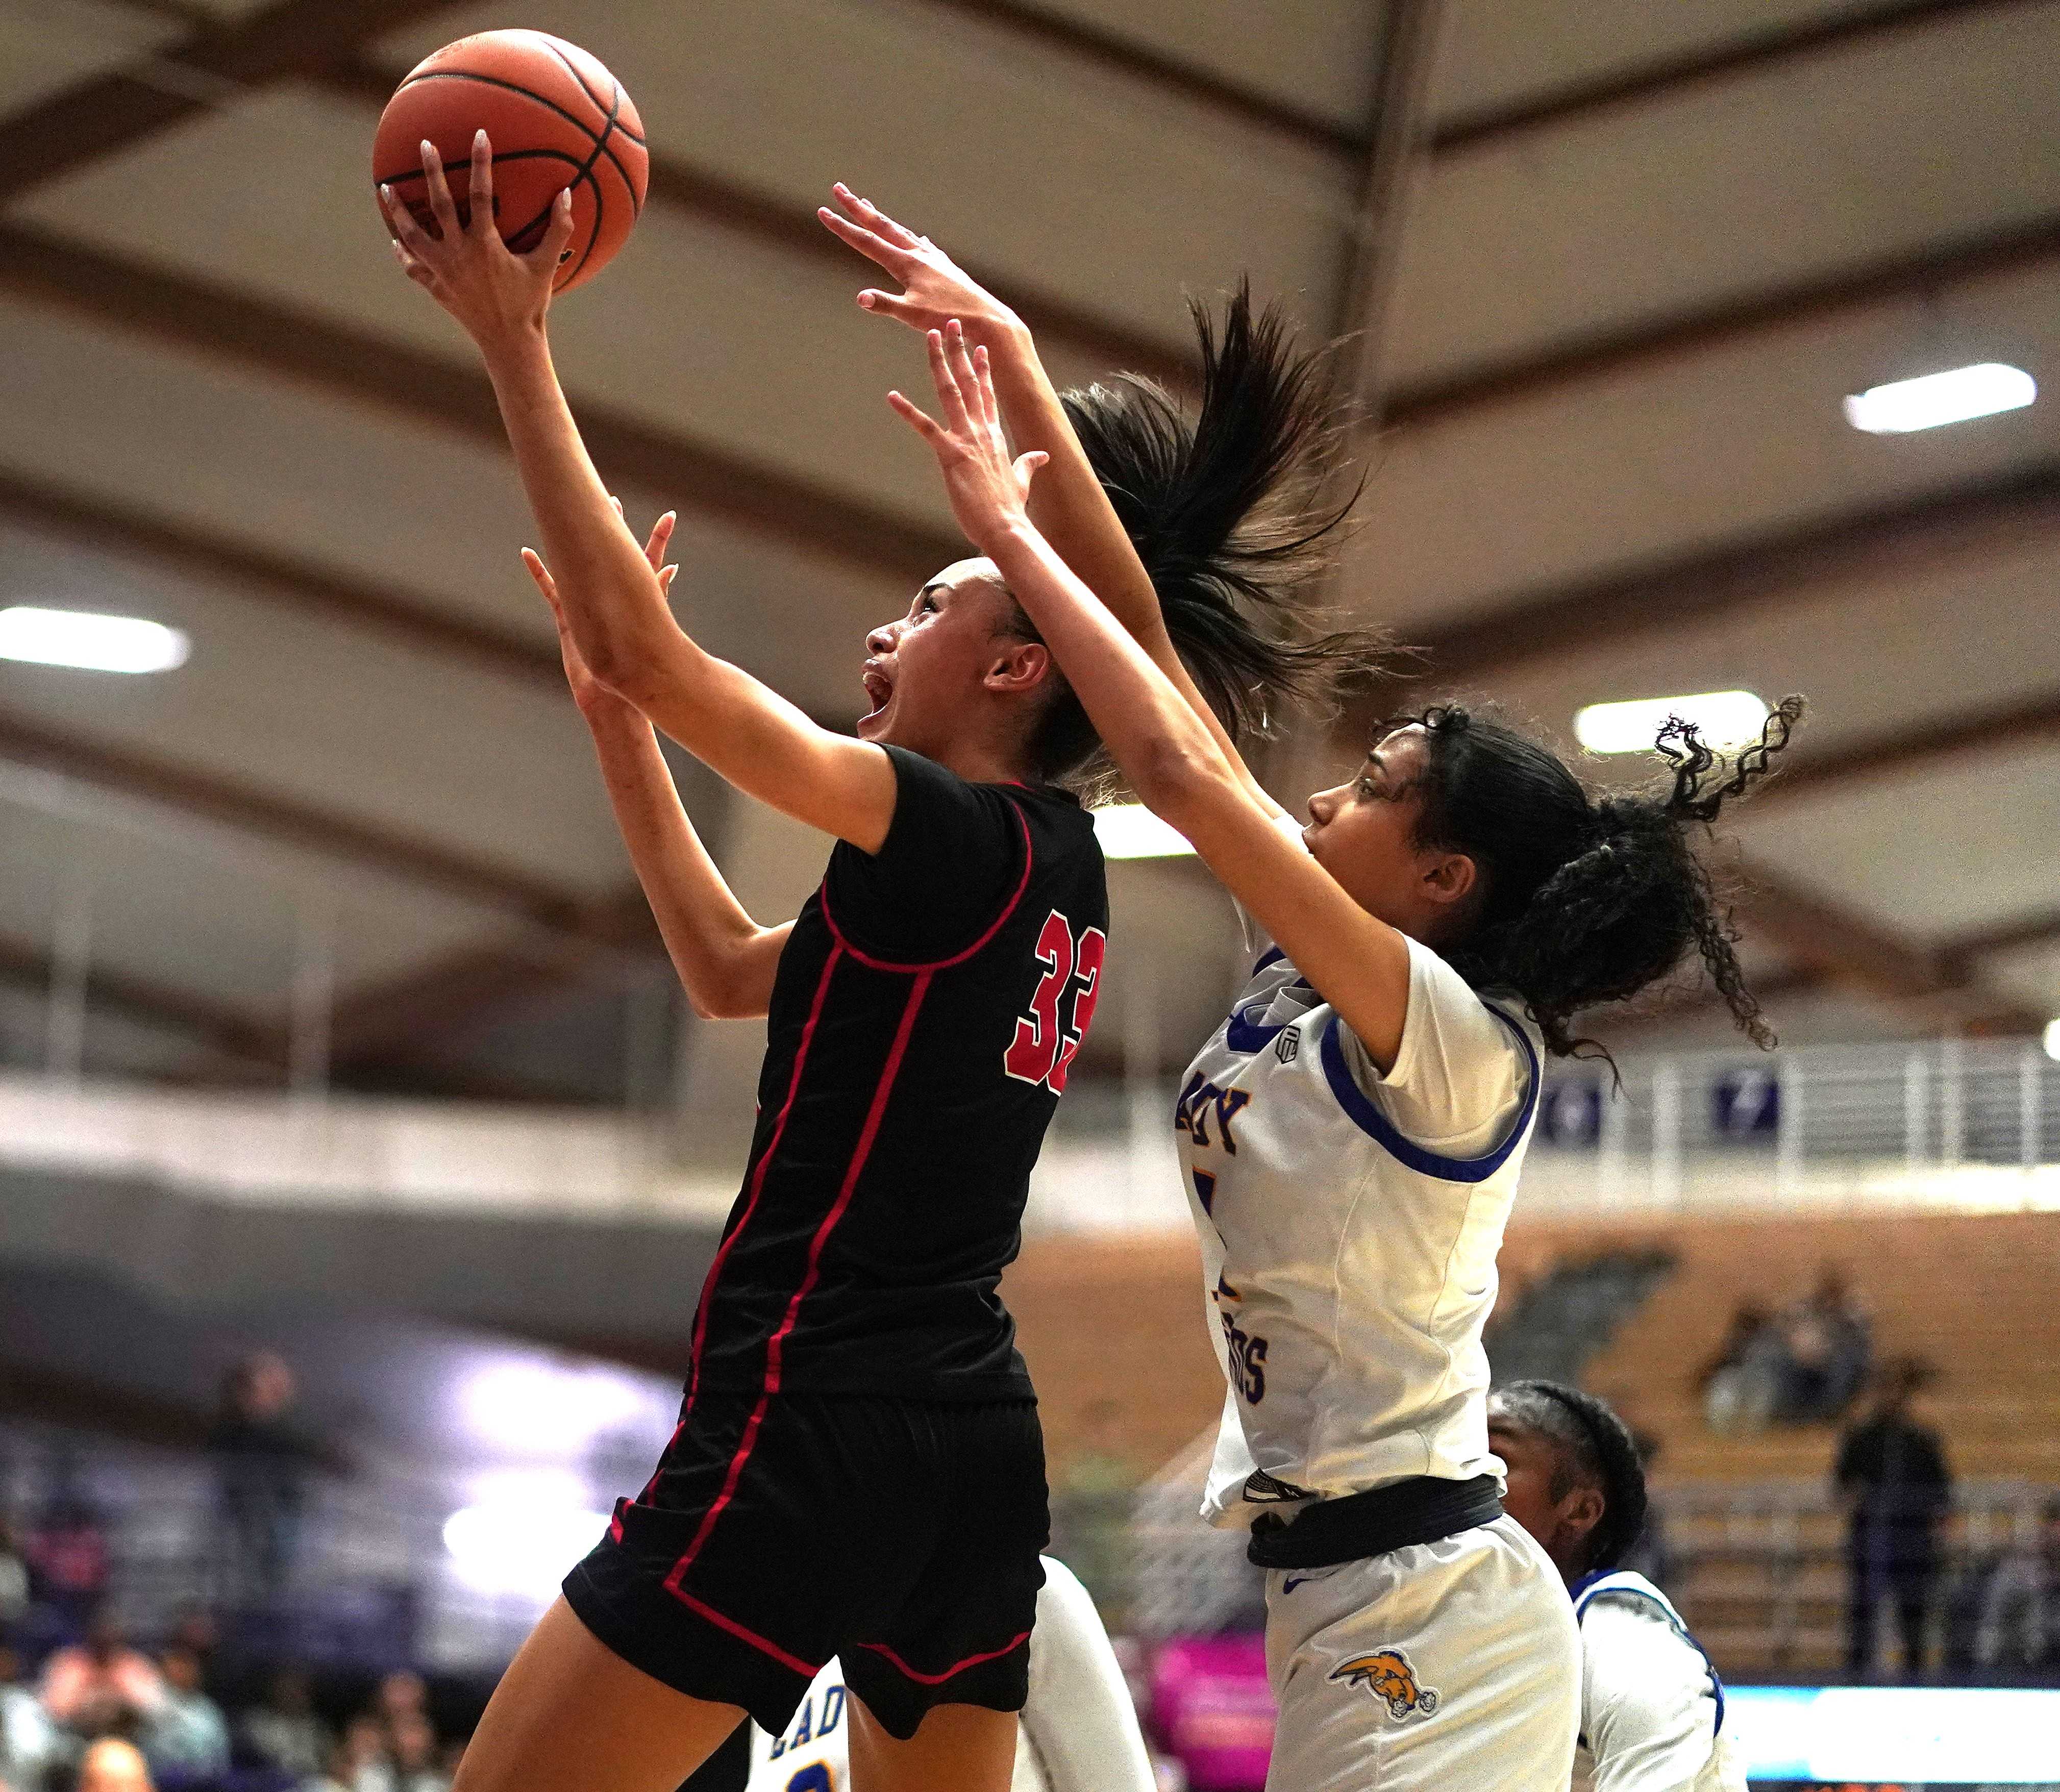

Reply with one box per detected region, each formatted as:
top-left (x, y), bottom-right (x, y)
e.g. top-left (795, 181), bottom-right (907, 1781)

top-left (1570, 1570), bottom-right (1726, 1737)
top-left (1317, 1003), bottom-right (1540, 1183)
top-left (1226, 952), bottom-right (1312, 1052)
top-left (1253, 945), bottom-right (1287, 976)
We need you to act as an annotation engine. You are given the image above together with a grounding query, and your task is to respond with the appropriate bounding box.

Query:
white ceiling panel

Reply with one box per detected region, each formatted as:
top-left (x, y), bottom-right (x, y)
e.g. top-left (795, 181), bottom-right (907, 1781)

top-left (376, 0), bottom-right (1355, 351)
top-left (0, 0), bottom-right (182, 116)
top-left (1731, 740), bottom-right (2060, 938)
top-left (1428, 0), bottom-right (1887, 127)
top-left (1393, 3), bottom-right (2060, 384)
top-left (1344, 259), bottom-right (2060, 627)
top-left (0, 519), bottom-right (639, 897)
top-left (1478, 532), bottom-right (2060, 777)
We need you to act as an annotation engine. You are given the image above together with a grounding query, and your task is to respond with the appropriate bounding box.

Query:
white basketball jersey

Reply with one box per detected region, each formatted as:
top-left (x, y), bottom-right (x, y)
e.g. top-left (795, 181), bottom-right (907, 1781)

top-left (1569, 1570), bottom-right (1745, 1792)
top-left (1175, 935), bottom-right (1541, 1527)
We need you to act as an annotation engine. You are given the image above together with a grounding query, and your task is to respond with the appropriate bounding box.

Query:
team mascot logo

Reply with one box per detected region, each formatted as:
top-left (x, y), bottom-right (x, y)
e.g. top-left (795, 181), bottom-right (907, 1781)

top-left (1330, 1649), bottom-right (1441, 1720)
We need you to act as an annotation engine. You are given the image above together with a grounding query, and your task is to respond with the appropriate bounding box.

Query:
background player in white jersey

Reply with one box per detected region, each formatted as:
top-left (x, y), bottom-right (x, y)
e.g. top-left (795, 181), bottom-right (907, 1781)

top-left (743, 1559), bottom-right (1155, 1792)
top-left (883, 305), bottom-right (1800, 1791)
top-left (1490, 1382), bottom-right (1747, 1791)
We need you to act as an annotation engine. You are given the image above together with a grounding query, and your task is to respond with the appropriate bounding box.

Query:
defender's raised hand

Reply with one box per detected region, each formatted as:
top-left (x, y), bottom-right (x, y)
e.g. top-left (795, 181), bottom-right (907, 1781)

top-left (818, 185), bottom-right (1023, 347)
top-left (381, 131), bottom-right (574, 350)
top-left (890, 321), bottom-right (1048, 555)
top-left (524, 503), bottom-right (678, 714)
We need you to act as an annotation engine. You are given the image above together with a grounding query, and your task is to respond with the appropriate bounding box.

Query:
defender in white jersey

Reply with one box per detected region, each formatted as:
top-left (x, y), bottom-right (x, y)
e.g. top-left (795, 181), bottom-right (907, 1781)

top-left (886, 291), bottom-right (1800, 1792)
top-left (746, 1559), bottom-right (1154, 1792)
top-left (1490, 1383), bottom-right (1747, 1791)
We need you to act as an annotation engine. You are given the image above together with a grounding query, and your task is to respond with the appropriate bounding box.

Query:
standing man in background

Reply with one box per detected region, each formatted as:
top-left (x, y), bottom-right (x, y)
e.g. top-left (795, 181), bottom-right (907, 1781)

top-left (1835, 1356), bottom-right (1953, 1680)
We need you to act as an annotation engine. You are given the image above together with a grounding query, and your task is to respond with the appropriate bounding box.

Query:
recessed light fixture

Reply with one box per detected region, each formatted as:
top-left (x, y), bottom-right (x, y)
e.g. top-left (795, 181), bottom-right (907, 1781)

top-left (2045, 1018), bottom-right (2060, 1064)
top-left (1575, 690), bottom-right (1771, 756)
top-left (1094, 802), bottom-right (1194, 860)
top-left (1843, 363), bottom-right (2035, 435)
top-left (0, 606), bottom-right (190, 674)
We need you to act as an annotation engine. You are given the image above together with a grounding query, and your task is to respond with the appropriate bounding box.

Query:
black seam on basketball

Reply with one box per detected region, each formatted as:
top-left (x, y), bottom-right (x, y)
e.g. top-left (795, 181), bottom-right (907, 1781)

top-left (396, 68), bottom-right (643, 216)
top-left (375, 147), bottom-right (583, 188)
top-left (539, 38), bottom-right (648, 146)
top-left (504, 76), bottom-right (620, 267)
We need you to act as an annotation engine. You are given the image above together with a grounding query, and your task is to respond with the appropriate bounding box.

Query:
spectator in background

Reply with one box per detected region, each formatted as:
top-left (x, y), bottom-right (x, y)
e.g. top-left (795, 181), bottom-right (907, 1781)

top-left (237, 1666), bottom-right (331, 1779)
top-left (76, 1737), bottom-right (154, 1792)
top-left (1776, 1263), bottom-right (1872, 1425)
top-left (141, 1647), bottom-right (229, 1782)
top-left (20, 1479), bottom-right (110, 1638)
top-left (1, 1638), bottom-right (63, 1791)
top-left (208, 1352), bottom-right (320, 1610)
top-left (1835, 1356), bottom-right (1953, 1679)
top-left (306, 1713), bottom-right (395, 1792)
top-left (388, 1712), bottom-right (448, 1792)
top-left (1696, 1301), bottom-right (1783, 1433)
top-left (0, 1519), bottom-right (29, 1633)
top-left (1976, 1496), bottom-right (2060, 1674)
top-left (38, 1606), bottom-right (163, 1740)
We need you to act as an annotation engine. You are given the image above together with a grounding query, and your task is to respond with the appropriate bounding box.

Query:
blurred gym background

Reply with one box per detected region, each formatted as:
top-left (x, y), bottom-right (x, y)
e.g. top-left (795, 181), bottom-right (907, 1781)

top-left (0, 0), bottom-right (2055, 1787)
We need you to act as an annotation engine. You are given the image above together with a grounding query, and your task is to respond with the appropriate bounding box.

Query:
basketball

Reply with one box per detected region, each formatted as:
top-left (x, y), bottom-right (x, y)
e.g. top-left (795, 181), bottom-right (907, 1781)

top-left (373, 30), bottom-right (649, 293)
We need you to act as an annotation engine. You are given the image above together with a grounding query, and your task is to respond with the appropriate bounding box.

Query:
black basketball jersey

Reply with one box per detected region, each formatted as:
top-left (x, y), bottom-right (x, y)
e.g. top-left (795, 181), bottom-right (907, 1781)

top-left (686, 745), bottom-right (1109, 1405)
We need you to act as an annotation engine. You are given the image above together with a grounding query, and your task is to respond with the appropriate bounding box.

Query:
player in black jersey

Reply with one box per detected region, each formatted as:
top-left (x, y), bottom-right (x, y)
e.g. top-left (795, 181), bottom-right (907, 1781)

top-left (383, 143), bottom-right (1368, 1792)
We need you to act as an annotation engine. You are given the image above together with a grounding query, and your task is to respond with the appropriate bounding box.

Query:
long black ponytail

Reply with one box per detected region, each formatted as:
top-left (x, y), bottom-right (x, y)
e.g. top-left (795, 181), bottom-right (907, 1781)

top-left (1385, 697), bottom-right (1805, 1058)
top-left (1011, 281), bottom-right (1384, 783)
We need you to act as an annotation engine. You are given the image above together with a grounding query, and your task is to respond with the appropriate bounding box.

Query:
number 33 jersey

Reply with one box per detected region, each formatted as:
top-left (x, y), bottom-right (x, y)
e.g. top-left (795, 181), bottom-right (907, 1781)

top-left (1174, 932), bottom-right (1543, 1525)
top-left (690, 745), bottom-right (1109, 1406)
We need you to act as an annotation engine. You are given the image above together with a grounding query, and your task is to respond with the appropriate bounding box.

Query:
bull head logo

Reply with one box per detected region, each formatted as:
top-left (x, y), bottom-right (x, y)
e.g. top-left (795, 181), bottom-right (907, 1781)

top-left (1330, 1648), bottom-right (1441, 1720)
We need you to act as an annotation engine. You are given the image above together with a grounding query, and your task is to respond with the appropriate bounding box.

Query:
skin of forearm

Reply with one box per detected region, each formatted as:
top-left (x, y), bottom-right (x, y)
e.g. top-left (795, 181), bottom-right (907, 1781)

top-left (582, 707), bottom-right (781, 1019)
top-left (479, 327), bottom-right (686, 691)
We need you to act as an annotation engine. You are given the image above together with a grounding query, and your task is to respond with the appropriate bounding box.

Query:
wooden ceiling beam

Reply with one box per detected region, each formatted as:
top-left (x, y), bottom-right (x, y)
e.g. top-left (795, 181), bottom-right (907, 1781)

top-left (0, 706), bottom-right (595, 931)
top-left (1939, 905), bottom-right (2060, 972)
top-left (0, 222), bottom-right (962, 587)
top-left (1367, 459), bottom-right (2060, 691)
top-left (316, 56), bottom-right (1195, 390)
top-left (896, 0), bottom-right (1363, 159)
top-left (1430, 0), bottom-right (2044, 154)
top-left (0, 470), bottom-right (564, 691)
top-left (1331, 0), bottom-right (1447, 406)
top-left (1752, 687), bottom-right (2060, 809)
top-left (0, 0), bottom-right (462, 193)
top-left (1386, 212), bottom-right (2060, 430)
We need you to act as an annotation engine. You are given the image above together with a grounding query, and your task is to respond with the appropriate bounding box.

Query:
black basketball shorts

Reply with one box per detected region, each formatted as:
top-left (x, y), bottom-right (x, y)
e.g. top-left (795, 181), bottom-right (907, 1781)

top-left (563, 1390), bottom-right (1048, 1740)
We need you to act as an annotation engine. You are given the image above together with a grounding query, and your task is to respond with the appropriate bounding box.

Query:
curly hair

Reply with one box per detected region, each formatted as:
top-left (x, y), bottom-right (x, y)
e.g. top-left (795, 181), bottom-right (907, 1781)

top-left (1496, 1379), bottom-right (1649, 1574)
top-left (1379, 696), bottom-right (1804, 1057)
top-left (1008, 280), bottom-right (1386, 783)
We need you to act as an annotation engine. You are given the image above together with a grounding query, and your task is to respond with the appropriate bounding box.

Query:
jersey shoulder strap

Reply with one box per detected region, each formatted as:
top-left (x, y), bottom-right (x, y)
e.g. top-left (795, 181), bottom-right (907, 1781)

top-left (1571, 1569), bottom-right (1727, 1736)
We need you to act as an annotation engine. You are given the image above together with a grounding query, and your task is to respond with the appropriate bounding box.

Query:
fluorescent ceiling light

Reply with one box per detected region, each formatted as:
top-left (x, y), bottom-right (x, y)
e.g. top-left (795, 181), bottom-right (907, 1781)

top-left (1843, 362), bottom-right (2034, 434)
top-left (0, 606), bottom-right (189, 674)
top-left (1095, 802), bottom-right (1193, 860)
top-left (1575, 690), bottom-right (1770, 756)
top-left (2045, 1018), bottom-right (2060, 1064)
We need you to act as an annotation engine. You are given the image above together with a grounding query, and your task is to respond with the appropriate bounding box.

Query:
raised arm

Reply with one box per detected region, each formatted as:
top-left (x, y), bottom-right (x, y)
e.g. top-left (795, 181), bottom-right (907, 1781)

top-left (381, 137), bottom-right (896, 852)
top-left (820, 189), bottom-right (1287, 822)
top-left (525, 518), bottom-right (788, 1020)
top-left (892, 325), bottom-right (1413, 1069)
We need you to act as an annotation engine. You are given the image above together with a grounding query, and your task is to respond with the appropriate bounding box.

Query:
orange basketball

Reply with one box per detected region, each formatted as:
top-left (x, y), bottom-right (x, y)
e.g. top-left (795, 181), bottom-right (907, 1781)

top-left (373, 30), bottom-right (648, 293)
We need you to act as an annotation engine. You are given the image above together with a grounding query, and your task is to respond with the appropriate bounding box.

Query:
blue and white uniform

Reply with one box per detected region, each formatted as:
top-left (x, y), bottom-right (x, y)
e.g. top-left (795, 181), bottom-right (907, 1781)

top-left (1176, 926), bottom-right (1579, 1791)
top-left (746, 1558), bottom-right (1154, 1792)
top-left (1569, 1571), bottom-right (1745, 1792)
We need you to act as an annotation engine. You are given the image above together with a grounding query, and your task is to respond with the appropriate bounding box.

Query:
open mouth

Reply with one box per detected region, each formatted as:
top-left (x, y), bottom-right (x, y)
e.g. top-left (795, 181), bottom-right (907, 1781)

top-left (859, 666), bottom-right (893, 724)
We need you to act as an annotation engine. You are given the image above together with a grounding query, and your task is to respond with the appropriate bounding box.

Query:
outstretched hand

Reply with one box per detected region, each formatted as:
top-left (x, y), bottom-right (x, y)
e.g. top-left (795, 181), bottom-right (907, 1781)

top-left (524, 502), bottom-right (678, 714)
top-left (381, 131), bottom-right (574, 351)
top-left (818, 185), bottom-right (1022, 345)
top-left (889, 321), bottom-right (1048, 555)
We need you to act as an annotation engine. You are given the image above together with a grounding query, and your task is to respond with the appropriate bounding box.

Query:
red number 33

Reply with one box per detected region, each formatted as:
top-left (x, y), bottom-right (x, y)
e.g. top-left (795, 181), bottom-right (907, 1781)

top-left (1003, 909), bottom-right (1106, 1093)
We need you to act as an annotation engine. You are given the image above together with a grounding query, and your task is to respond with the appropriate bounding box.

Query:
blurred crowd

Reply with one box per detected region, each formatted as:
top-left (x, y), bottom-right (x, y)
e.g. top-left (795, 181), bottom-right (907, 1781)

top-left (1, 1353), bottom-right (470, 1792)
top-left (1697, 1262), bottom-right (1874, 1432)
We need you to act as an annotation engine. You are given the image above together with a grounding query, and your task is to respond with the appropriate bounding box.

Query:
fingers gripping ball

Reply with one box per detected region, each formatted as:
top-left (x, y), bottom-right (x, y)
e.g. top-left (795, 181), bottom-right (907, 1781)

top-left (373, 31), bottom-right (648, 292)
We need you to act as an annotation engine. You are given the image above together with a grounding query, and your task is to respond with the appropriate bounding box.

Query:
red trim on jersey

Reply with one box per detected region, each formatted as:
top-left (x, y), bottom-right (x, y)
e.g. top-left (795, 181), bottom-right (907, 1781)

top-left (611, 944), bottom-right (842, 1544)
top-left (857, 1627), bottom-right (1033, 1684)
top-left (672, 1586), bottom-right (823, 1679)
top-left (820, 802), bottom-right (1034, 973)
top-left (662, 973), bottom-right (934, 1601)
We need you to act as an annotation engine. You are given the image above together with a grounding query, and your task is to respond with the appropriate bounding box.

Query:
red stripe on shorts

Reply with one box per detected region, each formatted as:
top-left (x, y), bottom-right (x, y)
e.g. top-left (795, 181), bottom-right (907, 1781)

top-left (858, 1628), bottom-right (1034, 1685)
